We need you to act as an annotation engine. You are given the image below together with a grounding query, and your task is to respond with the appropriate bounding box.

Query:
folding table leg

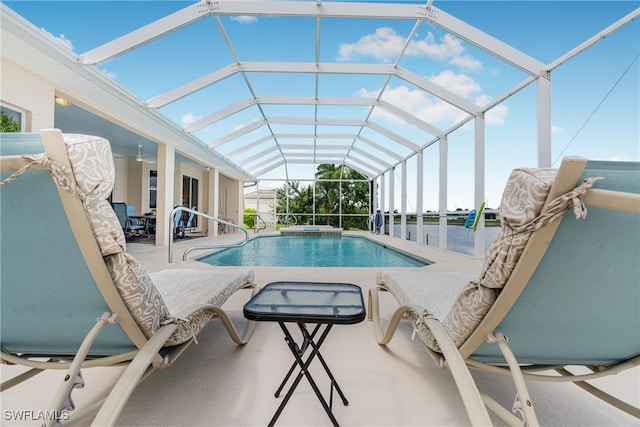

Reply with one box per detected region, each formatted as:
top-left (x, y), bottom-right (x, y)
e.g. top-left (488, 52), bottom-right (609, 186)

top-left (269, 322), bottom-right (340, 427)
top-left (299, 323), bottom-right (349, 406)
top-left (274, 324), bottom-right (322, 398)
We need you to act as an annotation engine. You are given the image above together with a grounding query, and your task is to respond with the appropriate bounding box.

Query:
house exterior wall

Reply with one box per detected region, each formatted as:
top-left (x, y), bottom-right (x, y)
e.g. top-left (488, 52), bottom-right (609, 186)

top-left (1, 58), bottom-right (54, 132)
top-left (244, 191), bottom-right (276, 214)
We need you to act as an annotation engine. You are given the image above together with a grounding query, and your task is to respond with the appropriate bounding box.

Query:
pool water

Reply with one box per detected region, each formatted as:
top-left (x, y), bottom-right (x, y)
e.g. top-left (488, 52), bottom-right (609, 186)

top-left (198, 236), bottom-right (429, 267)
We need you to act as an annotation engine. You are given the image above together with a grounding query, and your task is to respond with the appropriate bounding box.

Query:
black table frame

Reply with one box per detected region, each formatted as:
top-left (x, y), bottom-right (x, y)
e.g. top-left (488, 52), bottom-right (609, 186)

top-left (243, 281), bottom-right (366, 427)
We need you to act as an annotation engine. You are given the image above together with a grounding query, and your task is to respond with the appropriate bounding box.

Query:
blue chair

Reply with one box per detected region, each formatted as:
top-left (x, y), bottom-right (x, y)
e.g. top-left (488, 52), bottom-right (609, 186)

top-left (370, 157), bottom-right (640, 425)
top-left (0, 130), bottom-right (258, 426)
top-left (112, 202), bottom-right (146, 239)
top-left (185, 206), bottom-right (197, 232)
top-left (173, 206), bottom-right (185, 238)
top-left (126, 204), bottom-right (147, 236)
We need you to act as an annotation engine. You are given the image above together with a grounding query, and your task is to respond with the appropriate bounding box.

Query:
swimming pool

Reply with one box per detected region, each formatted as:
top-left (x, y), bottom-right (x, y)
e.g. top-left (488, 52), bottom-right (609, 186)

top-left (198, 236), bottom-right (430, 267)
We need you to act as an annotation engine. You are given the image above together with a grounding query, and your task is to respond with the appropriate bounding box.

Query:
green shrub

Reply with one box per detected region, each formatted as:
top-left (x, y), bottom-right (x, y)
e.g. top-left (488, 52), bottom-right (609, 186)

top-left (243, 208), bottom-right (256, 228)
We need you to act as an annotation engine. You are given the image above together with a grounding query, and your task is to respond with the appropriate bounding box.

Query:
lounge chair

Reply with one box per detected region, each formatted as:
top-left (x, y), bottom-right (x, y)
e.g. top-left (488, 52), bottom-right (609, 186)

top-left (0, 129), bottom-right (259, 426)
top-left (368, 157), bottom-right (640, 426)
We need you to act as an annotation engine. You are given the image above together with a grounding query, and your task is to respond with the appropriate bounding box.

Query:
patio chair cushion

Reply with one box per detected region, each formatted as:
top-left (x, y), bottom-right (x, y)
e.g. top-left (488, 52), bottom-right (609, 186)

top-left (103, 252), bottom-right (173, 340)
top-left (415, 167), bottom-right (559, 351)
top-left (150, 269), bottom-right (255, 346)
top-left (376, 271), bottom-right (476, 322)
top-left (63, 134), bottom-right (126, 256)
top-left (60, 134), bottom-right (192, 345)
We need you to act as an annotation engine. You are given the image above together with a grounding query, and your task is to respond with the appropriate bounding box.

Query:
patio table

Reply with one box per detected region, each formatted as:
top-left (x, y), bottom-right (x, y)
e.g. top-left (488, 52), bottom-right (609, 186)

top-left (243, 281), bottom-right (366, 427)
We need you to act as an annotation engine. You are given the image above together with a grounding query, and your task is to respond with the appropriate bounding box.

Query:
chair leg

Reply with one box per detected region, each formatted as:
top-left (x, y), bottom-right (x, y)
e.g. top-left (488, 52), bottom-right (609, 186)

top-left (368, 286), bottom-right (493, 426)
top-left (44, 313), bottom-right (118, 427)
top-left (487, 332), bottom-right (540, 427)
top-left (91, 324), bottom-right (178, 426)
top-left (213, 285), bottom-right (261, 345)
top-left (367, 287), bottom-right (413, 345)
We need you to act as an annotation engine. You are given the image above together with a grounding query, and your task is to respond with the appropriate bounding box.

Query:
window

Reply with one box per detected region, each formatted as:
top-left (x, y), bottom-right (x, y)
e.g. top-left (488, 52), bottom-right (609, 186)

top-left (182, 175), bottom-right (199, 227)
top-left (149, 170), bottom-right (157, 210)
top-left (1, 105), bottom-right (23, 132)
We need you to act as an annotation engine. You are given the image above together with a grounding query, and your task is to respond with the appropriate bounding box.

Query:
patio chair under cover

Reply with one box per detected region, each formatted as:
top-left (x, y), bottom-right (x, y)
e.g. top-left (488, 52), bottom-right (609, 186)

top-left (369, 156), bottom-right (640, 426)
top-left (0, 129), bottom-right (259, 426)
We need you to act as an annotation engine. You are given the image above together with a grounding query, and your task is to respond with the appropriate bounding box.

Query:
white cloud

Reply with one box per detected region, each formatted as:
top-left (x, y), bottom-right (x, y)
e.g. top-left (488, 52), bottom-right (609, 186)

top-left (338, 28), bottom-right (481, 72)
top-left (484, 104), bottom-right (508, 125)
top-left (448, 54), bottom-right (482, 72)
top-left (408, 32), bottom-right (464, 60)
top-left (356, 71), bottom-right (509, 126)
top-left (231, 16), bottom-right (258, 24)
top-left (358, 85), bottom-right (468, 125)
top-left (41, 27), bottom-right (74, 51)
top-left (475, 94), bottom-right (508, 125)
top-left (551, 125), bottom-right (564, 133)
top-left (182, 112), bottom-right (201, 126)
top-left (429, 70), bottom-right (480, 98)
top-left (100, 69), bottom-right (117, 80)
top-left (338, 27), bottom-right (404, 63)
top-left (607, 154), bottom-right (633, 161)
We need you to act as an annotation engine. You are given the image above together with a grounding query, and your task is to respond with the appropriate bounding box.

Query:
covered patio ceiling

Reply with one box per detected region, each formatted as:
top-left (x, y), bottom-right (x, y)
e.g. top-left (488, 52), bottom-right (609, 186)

top-left (3, 1), bottom-right (639, 184)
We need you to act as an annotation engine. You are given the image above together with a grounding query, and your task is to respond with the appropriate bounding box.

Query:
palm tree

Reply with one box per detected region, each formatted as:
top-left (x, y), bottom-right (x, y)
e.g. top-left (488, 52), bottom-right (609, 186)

top-left (315, 164), bottom-right (341, 225)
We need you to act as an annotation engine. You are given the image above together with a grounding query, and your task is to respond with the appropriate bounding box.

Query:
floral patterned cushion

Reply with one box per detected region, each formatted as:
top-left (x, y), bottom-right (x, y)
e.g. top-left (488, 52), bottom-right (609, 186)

top-left (104, 252), bottom-right (172, 339)
top-left (5, 132), bottom-right (254, 348)
top-left (63, 134), bottom-right (126, 256)
top-left (399, 166), bottom-right (600, 353)
top-left (411, 167), bottom-right (558, 352)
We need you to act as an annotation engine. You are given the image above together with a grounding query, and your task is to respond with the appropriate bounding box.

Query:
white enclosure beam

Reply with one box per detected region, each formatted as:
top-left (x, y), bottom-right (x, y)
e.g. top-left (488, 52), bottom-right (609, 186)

top-left (147, 66), bottom-right (239, 109)
top-left (245, 153), bottom-right (283, 171)
top-left (280, 143), bottom-right (352, 150)
top-left (416, 149), bottom-right (424, 244)
top-left (439, 135), bottom-right (448, 250)
top-left (209, 119), bottom-right (267, 147)
top-left (474, 115), bottom-right (485, 259)
top-left (388, 167), bottom-right (395, 237)
top-left (357, 136), bottom-right (404, 161)
top-left (379, 174), bottom-right (386, 234)
top-left (350, 146), bottom-right (393, 169)
top-left (268, 117), bottom-right (365, 126)
top-left (367, 122), bottom-right (422, 152)
top-left (377, 99), bottom-right (444, 137)
top-left (537, 74), bottom-right (552, 167)
top-left (225, 135), bottom-right (273, 157)
top-left (422, 4), bottom-right (545, 76)
top-left (343, 159), bottom-right (377, 179)
top-left (288, 152), bottom-right (346, 158)
top-left (400, 160), bottom-right (407, 240)
top-left (237, 146), bottom-right (279, 167)
top-left (395, 67), bottom-right (479, 115)
top-left (254, 160), bottom-right (286, 177)
top-left (80, 2), bottom-right (211, 64)
top-left (184, 98), bottom-right (256, 132)
top-left (344, 155), bottom-right (382, 175)
top-left (547, 8), bottom-right (640, 71)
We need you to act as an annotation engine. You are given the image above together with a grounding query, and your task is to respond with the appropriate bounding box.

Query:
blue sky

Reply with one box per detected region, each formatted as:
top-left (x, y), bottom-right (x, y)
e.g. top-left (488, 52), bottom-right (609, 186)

top-left (6, 1), bottom-right (639, 210)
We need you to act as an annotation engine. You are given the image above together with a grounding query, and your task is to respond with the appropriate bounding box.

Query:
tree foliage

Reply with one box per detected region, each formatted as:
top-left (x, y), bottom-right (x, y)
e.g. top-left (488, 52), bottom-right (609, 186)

top-left (1, 111), bottom-right (21, 132)
top-left (275, 164), bottom-right (370, 230)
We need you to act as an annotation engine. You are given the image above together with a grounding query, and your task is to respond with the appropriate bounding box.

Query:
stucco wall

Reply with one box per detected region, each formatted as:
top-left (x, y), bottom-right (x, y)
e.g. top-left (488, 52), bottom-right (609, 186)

top-left (1, 58), bottom-right (55, 131)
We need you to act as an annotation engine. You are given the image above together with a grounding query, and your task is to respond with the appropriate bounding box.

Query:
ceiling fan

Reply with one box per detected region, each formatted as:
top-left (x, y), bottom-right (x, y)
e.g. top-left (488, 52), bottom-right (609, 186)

top-left (114, 144), bottom-right (156, 164)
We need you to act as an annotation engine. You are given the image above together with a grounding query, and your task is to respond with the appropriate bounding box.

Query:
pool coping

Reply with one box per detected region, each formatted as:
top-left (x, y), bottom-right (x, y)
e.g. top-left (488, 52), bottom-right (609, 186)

top-left (194, 231), bottom-right (434, 267)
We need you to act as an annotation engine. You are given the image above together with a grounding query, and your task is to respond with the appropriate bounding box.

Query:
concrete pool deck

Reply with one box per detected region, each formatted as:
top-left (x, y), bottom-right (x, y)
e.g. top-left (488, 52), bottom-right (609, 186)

top-left (1, 231), bottom-right (638, 426)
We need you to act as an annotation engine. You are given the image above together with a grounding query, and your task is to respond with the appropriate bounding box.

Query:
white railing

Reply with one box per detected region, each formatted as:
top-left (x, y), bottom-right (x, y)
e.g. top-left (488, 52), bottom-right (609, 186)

top-left (168, 206), bottom-right (249, 263)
